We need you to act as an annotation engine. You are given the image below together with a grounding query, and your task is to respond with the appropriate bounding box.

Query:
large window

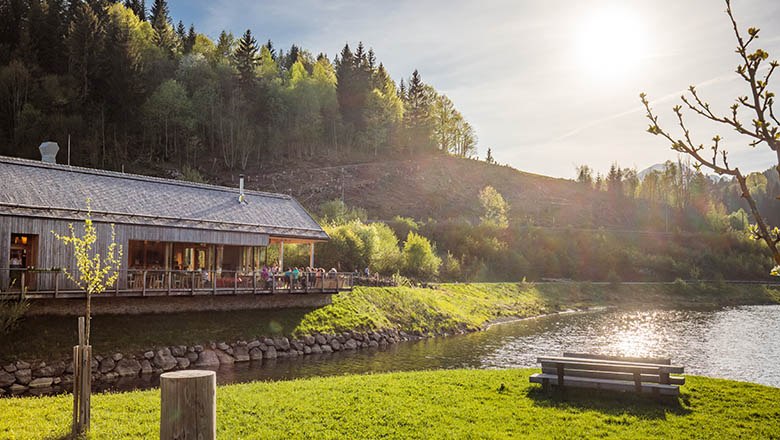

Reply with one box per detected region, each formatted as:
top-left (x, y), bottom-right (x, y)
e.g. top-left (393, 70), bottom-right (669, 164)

top-left (128, 240), bottom-right (265, 273)
top-left (128, 241), bottom-right (167, 269)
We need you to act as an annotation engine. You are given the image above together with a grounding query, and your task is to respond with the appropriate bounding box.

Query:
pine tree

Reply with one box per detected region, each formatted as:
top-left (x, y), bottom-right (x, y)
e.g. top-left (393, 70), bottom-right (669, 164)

top-left (150, 0), bottom-right (176, 55)
top-left (68, 0), bottom-right (103, 100)
top-left (233, 29), bottom-right (258, 86)
top-left (183, 24), bottom-right (196, 54)
top-left (123, 0), bottom-right (145, 21)
top-left (264, 39), bottom-right (275, 60)
top-left (39, 0), bottom-right (68, 73)
top-left (0, 0), bottom-right (26, 61)
top-left (283, 43), bottom-right (299, 71)
top-left (176, 20), bottom-right (185, 45)
top-left (404, 69), bottom-right (435, 152)
top-left (214, 30), bottom-right (233, 62)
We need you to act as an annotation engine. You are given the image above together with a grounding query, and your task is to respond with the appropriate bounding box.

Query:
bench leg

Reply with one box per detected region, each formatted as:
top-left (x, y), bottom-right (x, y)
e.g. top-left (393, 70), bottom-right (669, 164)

top-left (542, 378), bottom-right (551, 394)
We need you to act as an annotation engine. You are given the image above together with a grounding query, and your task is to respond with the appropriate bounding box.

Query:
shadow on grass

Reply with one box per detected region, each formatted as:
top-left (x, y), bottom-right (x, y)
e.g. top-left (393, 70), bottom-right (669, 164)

top-left (525, 385), bottom-right (692, 420)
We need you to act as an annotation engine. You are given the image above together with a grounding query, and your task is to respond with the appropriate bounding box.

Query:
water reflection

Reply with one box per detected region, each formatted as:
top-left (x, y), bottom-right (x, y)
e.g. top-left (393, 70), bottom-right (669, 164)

top-left (102, 305), bottom-right (780, 393)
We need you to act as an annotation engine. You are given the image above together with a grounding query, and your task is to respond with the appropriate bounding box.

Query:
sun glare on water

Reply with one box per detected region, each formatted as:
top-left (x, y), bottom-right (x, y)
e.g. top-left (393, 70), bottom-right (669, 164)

top-left (575, 7), bottom-right (647, 78)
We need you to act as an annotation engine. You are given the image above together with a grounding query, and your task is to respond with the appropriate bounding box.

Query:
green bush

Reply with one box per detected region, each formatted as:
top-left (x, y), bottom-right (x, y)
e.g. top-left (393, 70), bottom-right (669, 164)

top-left (401, 232), bottom-right (441, 281)
top-left (0, 299), bottom-right (29, 335)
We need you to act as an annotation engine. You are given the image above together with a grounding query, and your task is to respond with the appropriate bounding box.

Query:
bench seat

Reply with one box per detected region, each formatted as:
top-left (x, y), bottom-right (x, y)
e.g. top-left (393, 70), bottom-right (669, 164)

top-left (530, 373), bottom-right (681, 396)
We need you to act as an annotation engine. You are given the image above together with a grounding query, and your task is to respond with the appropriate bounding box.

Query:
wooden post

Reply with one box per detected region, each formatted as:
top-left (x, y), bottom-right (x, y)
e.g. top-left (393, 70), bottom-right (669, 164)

top-left (191, 271), bottom-right (195, 295)
top-left (72, 317), bottom-right (91, 436)
top-left (279, 241), bottom-right (284, 270)
top-left (54, 271), bottom-right (59, 298)
top-left (233, 270), bottom-right (238, 294)
top-left (142, 270), bottom-right (147, 297)
top-left (160, 370), bottom-right (216, 440)
top-left (19, 272), bottom-right (25, 300)
top-left (309, 242), bottom-right (314, 267)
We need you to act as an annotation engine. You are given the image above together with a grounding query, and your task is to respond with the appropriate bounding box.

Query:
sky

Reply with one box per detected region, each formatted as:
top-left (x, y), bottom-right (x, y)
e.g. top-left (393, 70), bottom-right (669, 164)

top-left (169, 0), bottom-right (780, 179)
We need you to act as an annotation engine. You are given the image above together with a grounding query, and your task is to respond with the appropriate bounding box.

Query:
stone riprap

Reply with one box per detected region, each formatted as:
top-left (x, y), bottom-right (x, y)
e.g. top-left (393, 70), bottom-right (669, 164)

top-left (0, 326), bottom-right (470, 397)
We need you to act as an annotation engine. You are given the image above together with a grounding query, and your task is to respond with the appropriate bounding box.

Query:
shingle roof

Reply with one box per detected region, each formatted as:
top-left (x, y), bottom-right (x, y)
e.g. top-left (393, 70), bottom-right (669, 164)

top-left (0, 156), bottom-right (328, 241)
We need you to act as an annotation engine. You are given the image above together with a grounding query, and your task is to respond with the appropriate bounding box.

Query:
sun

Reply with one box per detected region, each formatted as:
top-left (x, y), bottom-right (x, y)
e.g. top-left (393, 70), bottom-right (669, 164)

top-left (575, 7), bottom-right (646, 78)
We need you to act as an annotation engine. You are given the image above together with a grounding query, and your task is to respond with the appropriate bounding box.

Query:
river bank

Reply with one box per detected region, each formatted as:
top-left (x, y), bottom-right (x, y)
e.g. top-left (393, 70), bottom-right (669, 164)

top-left (0, 281), bottom-right (778, 396)
top-left (2, 369), bottom-right (779, 439)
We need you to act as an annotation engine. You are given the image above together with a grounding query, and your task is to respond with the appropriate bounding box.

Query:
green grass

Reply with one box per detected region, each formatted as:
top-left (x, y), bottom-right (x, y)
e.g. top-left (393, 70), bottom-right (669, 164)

top-left (1, 369), bottom-right (778, 439)
top-left (2, 282), bottom-right (778, 362)
top-left (292, 281), bottom-right (780, 336)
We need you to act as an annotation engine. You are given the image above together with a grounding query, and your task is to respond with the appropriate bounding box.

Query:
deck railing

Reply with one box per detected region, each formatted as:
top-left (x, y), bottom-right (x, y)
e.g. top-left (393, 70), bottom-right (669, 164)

top-left (0, 268), bottom-right (354, 300)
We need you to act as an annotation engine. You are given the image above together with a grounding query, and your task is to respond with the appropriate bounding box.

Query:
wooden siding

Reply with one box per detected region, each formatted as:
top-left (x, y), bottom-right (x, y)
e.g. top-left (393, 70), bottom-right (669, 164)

top-left (0, 214), bottom-right (269, 290)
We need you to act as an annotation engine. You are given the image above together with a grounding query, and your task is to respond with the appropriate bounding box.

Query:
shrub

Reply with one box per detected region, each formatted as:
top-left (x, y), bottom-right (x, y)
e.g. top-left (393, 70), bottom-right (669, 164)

top-left (0, 298), bottom-right (29, 335)
top-left (401, 232), bottom-right (442, 281)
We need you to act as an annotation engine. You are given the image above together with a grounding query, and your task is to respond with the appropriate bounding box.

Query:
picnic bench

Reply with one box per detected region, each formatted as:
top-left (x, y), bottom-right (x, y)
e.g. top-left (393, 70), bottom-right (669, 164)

top-left (529, 352), bottom-right (685, 396)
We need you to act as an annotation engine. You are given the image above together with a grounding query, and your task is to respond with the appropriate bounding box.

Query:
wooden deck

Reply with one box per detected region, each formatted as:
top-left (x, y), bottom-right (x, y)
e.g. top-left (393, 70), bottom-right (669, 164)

top-left (0, 269), bottom-right (354, 300)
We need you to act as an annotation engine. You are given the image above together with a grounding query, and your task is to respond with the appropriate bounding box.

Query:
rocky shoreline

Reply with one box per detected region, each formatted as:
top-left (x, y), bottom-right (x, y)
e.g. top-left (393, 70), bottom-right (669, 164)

top-left (0, 326), bottom-right (472, 397)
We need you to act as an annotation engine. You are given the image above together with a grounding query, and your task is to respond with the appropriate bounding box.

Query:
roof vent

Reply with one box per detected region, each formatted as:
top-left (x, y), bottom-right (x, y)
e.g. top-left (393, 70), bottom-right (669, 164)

top-left (39, 141), bottom-right (60, 164)
top-left (238, 174), bottom-right (247, 204)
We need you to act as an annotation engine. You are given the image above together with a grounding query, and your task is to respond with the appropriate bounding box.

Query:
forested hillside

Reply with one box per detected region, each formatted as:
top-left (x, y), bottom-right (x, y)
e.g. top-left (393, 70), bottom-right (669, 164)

top-left (0, 0), bottom-right (477, 169)
top-left (0, 0), bottom-right (774, 282)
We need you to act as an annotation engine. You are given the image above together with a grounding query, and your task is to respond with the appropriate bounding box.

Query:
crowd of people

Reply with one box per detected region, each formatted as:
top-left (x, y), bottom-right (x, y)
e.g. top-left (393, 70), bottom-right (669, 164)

top-left (258, 264), bottom-right (339, 290)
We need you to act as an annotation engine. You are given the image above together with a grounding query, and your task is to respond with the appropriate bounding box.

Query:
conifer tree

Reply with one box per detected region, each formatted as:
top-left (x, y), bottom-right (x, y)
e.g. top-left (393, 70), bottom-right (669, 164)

top-left (404, 69), bottom-right (435, 152)
top-left (150, 0), bottom-right (176, 55)
top-left (123, 0), bottom-right (145, 21)
top-left (184, 24), bottom-right (196, 54)
top-left (39, 0), bottom-right (68, 73)
top-left (0, 0), bottom-right (27, 61)
top-left (68, 0), bottom-right (103, 100)
top-left (264, 39), bottom-right (275, 60)
top-left (214, 30), bottom-right (233, 63)
top-left (233, 29), bottom-right (258, 86)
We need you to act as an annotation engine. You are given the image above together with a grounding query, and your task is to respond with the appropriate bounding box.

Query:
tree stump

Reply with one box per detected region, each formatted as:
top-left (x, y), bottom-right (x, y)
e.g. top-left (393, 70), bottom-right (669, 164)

top-left (160, 370), bottom-right (216, 440)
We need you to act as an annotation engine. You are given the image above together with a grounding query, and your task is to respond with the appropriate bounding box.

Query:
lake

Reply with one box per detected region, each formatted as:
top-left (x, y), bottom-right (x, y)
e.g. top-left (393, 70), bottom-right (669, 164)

top-left (103, 304), bottom-right (780, 392)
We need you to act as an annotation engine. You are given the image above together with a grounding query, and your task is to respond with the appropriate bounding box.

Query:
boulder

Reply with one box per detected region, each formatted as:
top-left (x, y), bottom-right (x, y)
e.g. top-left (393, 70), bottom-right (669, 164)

top-left (140, 359), bottom-right (153, 374)
top-left (320, 344), bottom-right (333, 353)
top-left (3, 363), bottom-right (16, 373)
top-left (303, 335), bottom-right (316, 346)
top-left (186, 352), bottom-right (199, 362)
top-left (9, 383), bottom-right (27, 394)
top-left (193, 345), bottom-right (204, 353)
top-left (249, 348), bottom-right (263, 361)
top-left (103, 372), bottom-right (118, 381)
top-left (233, 346), bottom-right (250, 362)
top-left (170, 346), bottom-right (186, 357)
top-left (329, 340), bottom-right (342, 351)
top-left (28, 377), bottom-right (53, 389)
top-left (99, 358), bottom-right (116, 374)
top-left (215, 350), bottom-right (235, 365)
top-left (15, 360), bottom-right (30, 370)
top-left (274, 337), bottom-right (291, 351)
top-left (15, 369), bottom-right (31, 385)
top-left (343, 339), bottom-right (358, 350)
top-left (310, 345), bottom-right (322, 354)
top-left (216, 342), bottom-right (230, 351)
top-left (290, 340), bottom-right (304, 351)
top-left (314, 334), bottom-right (327, 345)
top-left (153, 348), bottom-right (177, 371)
top-left (115, 359), bottom-right (142, 377)
top-left (0, 370), bottom-right (16, 387)
top-left (91, 357), bottom-right (99, 373)
top-left (303, 345), bottom-right (312, 355)
top-left (112, 353), bottom-right (123, 362)
top-left (194, 350), bottom-right (220, 368)
top-left (143, 351), bottom-right (154, 359)
top-left (175, 357), bottom-right (190, 369)
top-left (61, 374), bottom-right (74, 385)
top-left (257, 343), bottom-right (268, 352)
top-left (263, 346), bottom-right (277, 359)
top-left (262, 337), bottom-right (275, 347)
top-left (247, 340), bottom-right (261, 350)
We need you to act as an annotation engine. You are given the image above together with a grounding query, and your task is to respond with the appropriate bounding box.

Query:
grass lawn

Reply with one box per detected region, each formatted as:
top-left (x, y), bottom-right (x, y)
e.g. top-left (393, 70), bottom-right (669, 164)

top-left (1, 369), bottom-right (779, 439)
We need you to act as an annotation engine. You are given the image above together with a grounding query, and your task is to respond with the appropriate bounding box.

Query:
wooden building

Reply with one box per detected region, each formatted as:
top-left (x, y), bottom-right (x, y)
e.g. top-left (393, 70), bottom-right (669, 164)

top-left (0, 153), bottom-right (350, 299)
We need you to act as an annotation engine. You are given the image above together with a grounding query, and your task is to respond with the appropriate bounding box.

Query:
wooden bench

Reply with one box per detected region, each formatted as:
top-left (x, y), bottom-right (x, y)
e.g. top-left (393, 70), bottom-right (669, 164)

top-left (529, 352), bottom-right (685, 396)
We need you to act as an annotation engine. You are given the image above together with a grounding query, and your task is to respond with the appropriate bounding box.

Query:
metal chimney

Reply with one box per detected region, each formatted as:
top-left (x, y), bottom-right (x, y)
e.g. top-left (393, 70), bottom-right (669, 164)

top-left (238, 174), bottom-right (246, 204)
top-left (39, 141), bottom-right (60, 164)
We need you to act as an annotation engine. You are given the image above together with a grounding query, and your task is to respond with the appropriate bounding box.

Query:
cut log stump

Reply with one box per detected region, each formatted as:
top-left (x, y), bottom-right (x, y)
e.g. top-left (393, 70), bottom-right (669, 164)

top-left (160, 370), bottom-right (216, 440)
